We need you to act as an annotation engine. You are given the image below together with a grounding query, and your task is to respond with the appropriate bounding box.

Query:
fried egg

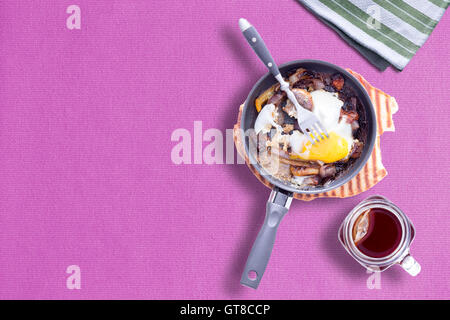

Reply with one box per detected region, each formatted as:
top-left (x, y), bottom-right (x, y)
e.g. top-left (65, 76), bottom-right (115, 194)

top-left (254, 103), bottom-right (281, 134)
top-left (289, 90), bottom-right (354, 163)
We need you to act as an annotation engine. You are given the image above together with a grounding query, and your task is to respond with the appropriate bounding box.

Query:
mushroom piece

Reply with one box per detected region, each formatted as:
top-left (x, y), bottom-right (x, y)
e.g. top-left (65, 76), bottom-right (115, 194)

top-left (283, 88), bottom-right (314, 118)
top-left (270, 148), bottom-right (315, 167)
top-left (290, 165), bottom-right (320, 177)
top-left (312, 78), bottom-right (325, 90)
top-left (319, 164), bottom-right (337, 178)
top-left (279, 157), bottom-right (313, 167)
top-left (350, 141), bottom-right (364, 159)
top-left (303, 175), bottom-right (320, 186)
top-left (288, 68), bottom-right (307, 86)
top-left (267, 92), bottom-right (285, 108)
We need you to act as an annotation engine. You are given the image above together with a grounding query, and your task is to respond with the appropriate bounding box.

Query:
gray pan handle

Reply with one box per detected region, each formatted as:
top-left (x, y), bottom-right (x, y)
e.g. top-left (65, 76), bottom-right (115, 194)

top-left (240, 188), bottom-right (293, 289)
top-left (239, 18), bottom-right (281, 77)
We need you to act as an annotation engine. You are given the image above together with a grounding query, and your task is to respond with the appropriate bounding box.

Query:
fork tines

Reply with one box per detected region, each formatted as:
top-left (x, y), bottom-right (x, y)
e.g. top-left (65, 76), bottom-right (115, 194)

top-left (302, 121), bottom-right (329, 144)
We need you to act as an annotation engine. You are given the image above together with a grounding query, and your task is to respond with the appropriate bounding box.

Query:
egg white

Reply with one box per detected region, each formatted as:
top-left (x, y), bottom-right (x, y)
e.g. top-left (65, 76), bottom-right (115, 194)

top-left (255, 90), bottom-right (356, 162)
top-left (254, 103), bottom-right (281, 134)
top-left (291, 90), bottom-right (354, 157)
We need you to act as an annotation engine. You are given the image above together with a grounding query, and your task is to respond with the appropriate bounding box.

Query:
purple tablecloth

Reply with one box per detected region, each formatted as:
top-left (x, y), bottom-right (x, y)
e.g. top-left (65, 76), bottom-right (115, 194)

top-left (0, 0), bottom-right (449, 299)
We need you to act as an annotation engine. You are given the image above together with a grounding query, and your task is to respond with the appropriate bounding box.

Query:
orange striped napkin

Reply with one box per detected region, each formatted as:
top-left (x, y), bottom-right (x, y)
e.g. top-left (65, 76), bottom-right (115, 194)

top-left (233, 69), bottom-right (398, 201)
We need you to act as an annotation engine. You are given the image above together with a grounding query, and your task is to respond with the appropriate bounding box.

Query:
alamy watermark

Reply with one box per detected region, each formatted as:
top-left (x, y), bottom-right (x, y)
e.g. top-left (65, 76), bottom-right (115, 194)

top-left (66, 265), bottom-right (81, 290)
top-left (366, 267), bottom-right (382, 290)
top-left (170, 121), bottom-right (284, 178)
top-left (66, 5), bottom-right (81, 30)
top-left (170, 121), bottom-right (241, 165)
top-left (366, 5), bottom-right (381, 30)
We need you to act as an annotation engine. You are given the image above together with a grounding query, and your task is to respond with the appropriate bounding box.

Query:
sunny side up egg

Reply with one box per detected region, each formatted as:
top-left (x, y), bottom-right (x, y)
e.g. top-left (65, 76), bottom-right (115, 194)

top-left (290, 90), bottom-right (354, 163)
top-left (254, 90), bottom-right (355, 163)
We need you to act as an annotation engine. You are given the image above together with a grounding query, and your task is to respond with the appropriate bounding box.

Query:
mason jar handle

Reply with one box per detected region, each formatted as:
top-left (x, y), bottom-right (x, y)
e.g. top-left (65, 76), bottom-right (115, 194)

top-left (400, 255), bottom-right (421, 276)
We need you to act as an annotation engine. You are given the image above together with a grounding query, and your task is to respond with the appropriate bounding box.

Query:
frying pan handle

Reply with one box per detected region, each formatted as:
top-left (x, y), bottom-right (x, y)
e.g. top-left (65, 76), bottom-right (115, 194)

top-left (240, 188), bottom-right (293, 289)
top-left (239, 18), bottom-right (281, 78)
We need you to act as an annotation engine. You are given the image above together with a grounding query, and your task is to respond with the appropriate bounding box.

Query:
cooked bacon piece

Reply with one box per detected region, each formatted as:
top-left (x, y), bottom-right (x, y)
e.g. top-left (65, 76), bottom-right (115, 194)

top-left (350, 141), bottom-right (364, 159)
top-left (319, 164), bottom-right (336, 178)
top-left (332, 74), bottom-right (345, 91)
top-left (290, 165), bottom-right (320, 177)
top-left (340, 109), bottom-right (359, 123)
top-left (283, 88), bottom-right (313, 118)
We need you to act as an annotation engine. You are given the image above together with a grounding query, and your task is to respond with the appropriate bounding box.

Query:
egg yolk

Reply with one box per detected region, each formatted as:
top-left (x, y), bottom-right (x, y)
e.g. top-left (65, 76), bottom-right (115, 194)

top-left (291, 131), bottom-right (349, 163)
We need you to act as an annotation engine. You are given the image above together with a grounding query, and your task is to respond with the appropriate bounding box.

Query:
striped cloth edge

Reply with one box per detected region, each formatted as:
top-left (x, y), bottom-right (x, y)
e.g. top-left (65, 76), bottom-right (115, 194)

top-left (233, 69), bottom-right (398, 201)
top-left (299, 0), bottom-right (449, 70)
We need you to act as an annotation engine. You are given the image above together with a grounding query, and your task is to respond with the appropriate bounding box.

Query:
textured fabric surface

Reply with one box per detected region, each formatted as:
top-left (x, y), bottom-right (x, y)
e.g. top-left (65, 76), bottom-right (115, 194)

top-left (233, 69), bottom-right (396, 201)
top-left (0, 0), bottom-right (449, 299)
top-left (300, 0), bottom-right (449, 70)
top-left (301, 7), bottom-right (391, 71)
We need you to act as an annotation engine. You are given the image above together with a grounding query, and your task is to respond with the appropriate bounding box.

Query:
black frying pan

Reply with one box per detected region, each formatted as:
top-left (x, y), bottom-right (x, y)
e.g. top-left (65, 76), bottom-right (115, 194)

top-left (238, 19), bottom-right (377, 289)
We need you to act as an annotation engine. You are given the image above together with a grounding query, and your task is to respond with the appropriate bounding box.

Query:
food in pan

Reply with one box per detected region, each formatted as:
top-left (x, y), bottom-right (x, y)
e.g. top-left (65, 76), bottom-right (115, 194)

top-left (253, 68), bottom-right (366, 188)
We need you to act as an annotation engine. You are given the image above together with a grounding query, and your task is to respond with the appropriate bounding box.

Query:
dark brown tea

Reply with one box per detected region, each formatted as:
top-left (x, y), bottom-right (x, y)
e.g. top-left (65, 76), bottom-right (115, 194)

top-left (352, 208), bottom-right (402, 258)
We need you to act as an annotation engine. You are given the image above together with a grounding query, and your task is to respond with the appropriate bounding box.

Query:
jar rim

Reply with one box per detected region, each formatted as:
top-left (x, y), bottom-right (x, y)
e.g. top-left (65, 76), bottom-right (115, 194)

top-left (341, 196), bottom-right (412, 268)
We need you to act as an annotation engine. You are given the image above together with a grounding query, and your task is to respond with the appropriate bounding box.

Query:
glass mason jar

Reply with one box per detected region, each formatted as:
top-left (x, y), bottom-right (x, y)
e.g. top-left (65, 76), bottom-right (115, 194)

top-left (339, 195), bottom-right (421, 276)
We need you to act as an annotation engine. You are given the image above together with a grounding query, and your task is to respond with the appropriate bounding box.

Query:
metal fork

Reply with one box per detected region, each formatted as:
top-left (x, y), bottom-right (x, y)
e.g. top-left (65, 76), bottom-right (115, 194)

top-left (239, 18), bottom-right (328, 144)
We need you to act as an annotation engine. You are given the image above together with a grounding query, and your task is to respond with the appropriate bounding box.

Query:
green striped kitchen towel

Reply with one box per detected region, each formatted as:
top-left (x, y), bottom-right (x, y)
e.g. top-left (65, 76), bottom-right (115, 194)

top-left (299, 0), bottom-right (449, 70)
